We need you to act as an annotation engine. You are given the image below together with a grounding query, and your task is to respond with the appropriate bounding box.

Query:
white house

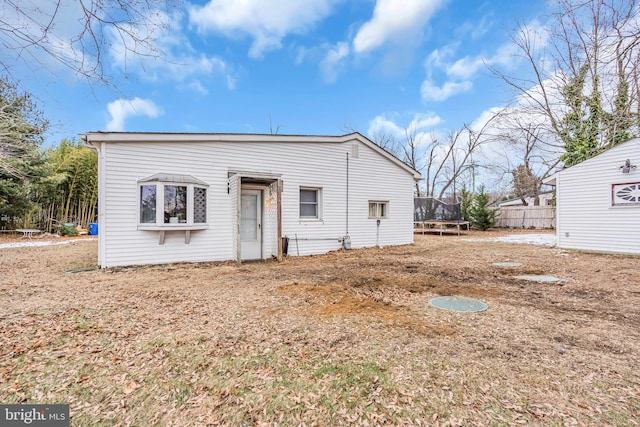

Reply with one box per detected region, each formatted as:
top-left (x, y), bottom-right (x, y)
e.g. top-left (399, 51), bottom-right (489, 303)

top-left (543, 138), bottom-right (640, 254)
top-left (494, 190), bottom-right (555, 207)
top-left (82, 132), bottom-right (422, 268)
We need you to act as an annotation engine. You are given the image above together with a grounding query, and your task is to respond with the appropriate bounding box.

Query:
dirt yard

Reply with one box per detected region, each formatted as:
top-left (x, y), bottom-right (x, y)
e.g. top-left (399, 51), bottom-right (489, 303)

top-left (0, 230), bottom-right (638, 426)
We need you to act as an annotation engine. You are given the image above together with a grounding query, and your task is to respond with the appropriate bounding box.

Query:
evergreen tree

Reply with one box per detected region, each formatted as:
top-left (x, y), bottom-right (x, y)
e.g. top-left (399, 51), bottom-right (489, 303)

top-left (0, 76), bottom-right (48, 176)
top-left (460, 186), bottom-right (473, 221)
top-left (0, 76), bottom-right (48, 228)
top-left (468, 185), bottom-right (497, 231)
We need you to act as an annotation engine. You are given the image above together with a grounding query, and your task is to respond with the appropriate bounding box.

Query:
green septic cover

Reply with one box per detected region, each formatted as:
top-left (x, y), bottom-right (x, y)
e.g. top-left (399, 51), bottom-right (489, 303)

top-left (493, 262), bottom-right (522, 267)
top-left (429, 296), bottom-right (489, 312)
top-left (514, 275), bottom-right (566, 283)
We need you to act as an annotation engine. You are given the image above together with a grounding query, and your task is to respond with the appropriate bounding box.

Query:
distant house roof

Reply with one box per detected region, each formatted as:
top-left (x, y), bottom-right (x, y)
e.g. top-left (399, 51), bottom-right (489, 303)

top-left (494, 191), bottom-right (555, 207)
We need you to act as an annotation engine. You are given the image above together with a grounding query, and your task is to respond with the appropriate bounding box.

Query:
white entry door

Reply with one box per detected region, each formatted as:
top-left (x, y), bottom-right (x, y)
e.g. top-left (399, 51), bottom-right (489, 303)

top-left (240, 189), bottom-right (262, 260)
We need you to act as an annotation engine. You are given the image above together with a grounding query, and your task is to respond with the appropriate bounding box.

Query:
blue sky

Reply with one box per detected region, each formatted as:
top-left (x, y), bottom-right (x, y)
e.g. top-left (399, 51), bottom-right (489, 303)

top-left (6, 0), bottom-right (549, 147)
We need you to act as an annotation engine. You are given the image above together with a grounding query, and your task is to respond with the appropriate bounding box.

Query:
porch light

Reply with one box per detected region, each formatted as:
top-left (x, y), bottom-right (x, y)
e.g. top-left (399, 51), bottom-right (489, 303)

top-left (265, 187), bottom-right (275, 208)
top-left (265, 195), bottom-right (275, 208)
top-left (620, 159), bottom-right (636, 174)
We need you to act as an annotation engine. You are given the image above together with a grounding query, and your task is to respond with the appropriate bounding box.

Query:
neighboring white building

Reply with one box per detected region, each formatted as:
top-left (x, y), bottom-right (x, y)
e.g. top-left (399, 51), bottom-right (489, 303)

top-left (82, 132), bottom-right (421, 268)
top-left (543, 138), bottom-right (640, 254)
top-left (494, 190), bottom-right (555, 207)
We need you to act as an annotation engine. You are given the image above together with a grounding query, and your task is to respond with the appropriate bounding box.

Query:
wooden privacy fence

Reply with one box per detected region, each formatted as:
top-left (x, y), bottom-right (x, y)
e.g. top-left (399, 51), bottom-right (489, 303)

top-left (494, 206), bottom-right (556, 229)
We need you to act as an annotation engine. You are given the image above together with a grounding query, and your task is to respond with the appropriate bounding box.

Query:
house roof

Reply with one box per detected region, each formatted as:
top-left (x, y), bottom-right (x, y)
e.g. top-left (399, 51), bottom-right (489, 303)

top-left (543, 138), bottom-right (640, 185)
top-left (542, 173), bottom-right (558, 186)
top-left (494, 191), bottom-right (555, 207)
top-left (81, 131), bottom-right (422, 180)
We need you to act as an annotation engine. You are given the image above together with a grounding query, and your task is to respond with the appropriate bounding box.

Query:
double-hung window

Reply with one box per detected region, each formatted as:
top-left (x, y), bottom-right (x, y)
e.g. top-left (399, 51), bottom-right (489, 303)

top-left (300, 187), bottom-right (321, 219)
top-left (138, 174), bottom-right (208, 227)
top-left (368, 201), bottom-right (388, 219)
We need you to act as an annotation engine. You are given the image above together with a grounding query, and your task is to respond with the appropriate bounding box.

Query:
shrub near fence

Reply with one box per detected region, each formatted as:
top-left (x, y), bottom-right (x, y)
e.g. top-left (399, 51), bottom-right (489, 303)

top-left (494, 206), bottom-right (556, 229)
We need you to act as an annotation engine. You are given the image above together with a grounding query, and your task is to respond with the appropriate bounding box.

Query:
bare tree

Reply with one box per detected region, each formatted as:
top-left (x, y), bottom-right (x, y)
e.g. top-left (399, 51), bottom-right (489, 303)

top-left (399, 126), bottom-right (424, 196)
top-left (494, 111), bottom-right (562, 205)
top-left (493, 0), bottom-right (640, 165)
top-left (368, 128), bottom-right (401, 158)
top-left (366, 110), bottom-right (502, 199)
top-left (423, 113), bottom-right (502, 199)
top-left (0, 0), bottom-right (174, 86)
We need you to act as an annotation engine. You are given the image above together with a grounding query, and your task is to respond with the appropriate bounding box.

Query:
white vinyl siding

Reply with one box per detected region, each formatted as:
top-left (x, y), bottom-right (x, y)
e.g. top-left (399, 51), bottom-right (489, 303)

top-left (555, 139), bottom-right (640, 254)
top-left (94, 136), bottom-right (417, 267)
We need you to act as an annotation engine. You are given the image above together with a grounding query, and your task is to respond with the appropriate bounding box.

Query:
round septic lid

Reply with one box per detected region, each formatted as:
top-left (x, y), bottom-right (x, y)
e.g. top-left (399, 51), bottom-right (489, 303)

top-left (493, 262), bottom-right (522, 267)
top-left (429, 296), bottom-right (489, 312)
top-left (514, 275), bottom-right (566, 283)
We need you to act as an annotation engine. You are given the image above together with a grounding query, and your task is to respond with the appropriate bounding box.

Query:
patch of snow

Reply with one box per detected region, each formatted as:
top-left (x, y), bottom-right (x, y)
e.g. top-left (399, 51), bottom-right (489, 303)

top-left (0, 237), bottom-right (97, 250)
top-left (463, 234), bottom-right (556, 247)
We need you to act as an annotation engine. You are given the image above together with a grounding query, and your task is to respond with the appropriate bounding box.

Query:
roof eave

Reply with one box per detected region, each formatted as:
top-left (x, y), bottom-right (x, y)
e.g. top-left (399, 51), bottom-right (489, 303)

top-left (542, 173), bottom-right (557, 186)
top-left (82, 131), bottom-right (423, 180)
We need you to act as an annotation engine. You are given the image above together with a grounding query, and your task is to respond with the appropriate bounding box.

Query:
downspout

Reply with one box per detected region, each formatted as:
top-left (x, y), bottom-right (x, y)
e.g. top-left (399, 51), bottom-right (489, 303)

top-left (236, 176), bottom-right (242, 265)
top-left (555, 174), bottom-right (561, 247)
top-left (346, 151), bottom-right (349, 236)
top-left (81, 134), bottom-right (105, 268)
top-left (276, 178), bottom-right (283, 262)
top-left (343, 151), bottom-right (351, 249)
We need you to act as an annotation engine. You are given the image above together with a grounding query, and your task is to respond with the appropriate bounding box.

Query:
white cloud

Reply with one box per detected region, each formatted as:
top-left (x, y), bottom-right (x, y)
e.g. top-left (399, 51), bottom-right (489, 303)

top-left (409, 112), bottom-right (443, 130)
top-left (189, 0), bottom-right (336, 59)
top-left (424, 45), bottom-right (457, 74)
top-left (367, 112), bottom-right (442, 140)
top-left (419, 22), bottom-right (535, 102)
top-left (368, 114), bottom-right (404, 136)
top-left (106, 98), bottom-right (162, 131)
top-left (445, 41), bottom-right (523, 81)
top-left (455, 14), bottom-right (493, 41)
top-left (185, 80), bottom-right (209, 95)
top-left (353, 0), bottom-right (448, 54)
top-left (421, 79), bottom-right (472, 102)
top-left (319, 42), bottom-right (350, 83)
top-left (447, 56), bottom-right (487, 80)
top-left (108, 10), bottom-right (236, 92)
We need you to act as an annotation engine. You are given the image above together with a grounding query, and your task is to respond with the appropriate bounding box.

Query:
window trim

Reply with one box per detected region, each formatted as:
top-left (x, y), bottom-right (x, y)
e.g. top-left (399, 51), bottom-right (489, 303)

top-left (368, 200), bottom-right (389, 219)
top-left (299, 187), bottom-right (322, 220)
top-left (137, 175), bottom-right (209, 230)
top-left (611, 182), bottom-right (640, 206)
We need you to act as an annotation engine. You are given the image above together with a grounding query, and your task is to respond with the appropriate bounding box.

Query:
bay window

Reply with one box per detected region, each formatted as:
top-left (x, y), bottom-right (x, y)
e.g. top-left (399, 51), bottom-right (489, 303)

top-left (137, 174), bottom-right (208, 228)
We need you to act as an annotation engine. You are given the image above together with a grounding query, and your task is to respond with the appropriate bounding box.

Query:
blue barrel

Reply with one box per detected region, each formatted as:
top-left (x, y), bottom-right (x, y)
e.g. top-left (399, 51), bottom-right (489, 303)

top-left (89, 223), bottom-right (98, 235)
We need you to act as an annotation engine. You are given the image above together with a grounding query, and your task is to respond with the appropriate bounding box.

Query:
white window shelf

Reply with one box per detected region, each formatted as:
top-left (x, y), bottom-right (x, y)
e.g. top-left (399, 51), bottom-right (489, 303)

top-left (137, 224), bottom-right (208, 244)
